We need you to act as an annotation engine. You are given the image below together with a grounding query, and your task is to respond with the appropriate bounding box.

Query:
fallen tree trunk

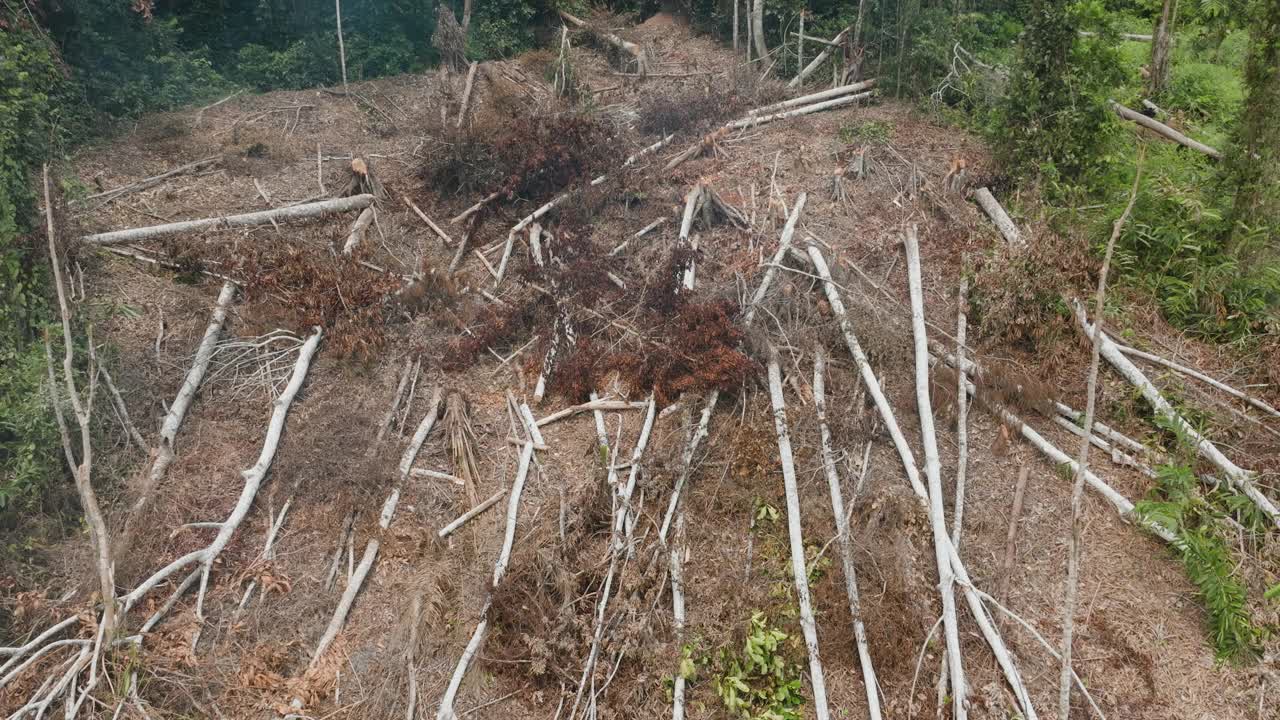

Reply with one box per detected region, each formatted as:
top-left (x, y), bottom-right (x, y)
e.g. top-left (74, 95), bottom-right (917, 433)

top-left (1114, 342), bottom-right (1280, 419)
top-left (1075, 302), bottom-right (1279, 530)
top-left (82, 194), bottom-right (376, 245)
top-left (311, 387), bottom-right (442, 667)
top-left (814, 347), bottom-right (882, 720)
top-left (343, 206), bottom-right (375, 255)
top-left (1109, 100), bottom-right (1222, 158)
top-left (436, 406), bottom-right (538, 720)
top-left (726, 91), bottom-right (873, 130)
top-left (905, 227), bottom-right (967, 719)
top-left (789, 26), bottom-right (853, 87)
top-left (766, 353), bottom-right (832, 720)
top-left (807, 246), bottom-right (929, 501)
top-left (972, 188), bottom-right (1022, 247)
top-left (77, 156), bottom-right (220, 207)
top-left (438, 488), bottom-right (507, 539)
top-left (559, 10), bottom-right (649, 74)
top-left (125, 281), bottom-right (237, 531)
top-left (752, 79), bottom-right (877, 116)
top-left (140, 327), bottom-right (321, 644)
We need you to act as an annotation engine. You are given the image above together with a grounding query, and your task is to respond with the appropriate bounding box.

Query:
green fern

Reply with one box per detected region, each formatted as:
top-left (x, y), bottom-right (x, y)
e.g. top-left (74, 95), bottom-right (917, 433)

top-left (1136, 463), bottom-right (1265, 662)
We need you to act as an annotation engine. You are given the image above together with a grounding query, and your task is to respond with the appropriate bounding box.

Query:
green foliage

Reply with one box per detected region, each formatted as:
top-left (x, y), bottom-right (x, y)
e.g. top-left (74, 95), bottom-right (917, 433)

top-left (0, 340), bottom-right (67, 519)
top-left (0, 16), bottom-right (75, 521)
top-left (1164, 62), bottom-right (1244, 121)
top-left (1111, 145), bottom-right (1280, 341)
top-left (1135, 463), bottom-right (1266, 662)
top-left (995, 0), bottom-right (1126, 185)
top-left (713, 612), bottom-right (807, 720)
top-left (838, 120), bottom-right (893, 143)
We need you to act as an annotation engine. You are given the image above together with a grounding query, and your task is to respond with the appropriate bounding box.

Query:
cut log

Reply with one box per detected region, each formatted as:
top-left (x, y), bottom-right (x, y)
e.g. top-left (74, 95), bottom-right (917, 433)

top-left (972, 188), bottom-right (1022, 247)
top-left (82, 194), bottom-right (376, 245)
top-left (559, 10), bottom-right (649, 74)
top-left (766, 353), bottom-right (831, 720)
top-left (789, 26), bottom-right (853, 87)
top-left (1109, 100), bottom-right (1222, 158)
top-left (814, 348), bottom-right (882, 720)
top-left (456, 61), bottom-right (479, 127)
top-left (77, 156), bottom-right (219, 207)
top-left (342, 206), bottom-right (375, 255)
top-left (753, 79), bottom-right (877, 116)
top-left (1075, 303), bottom-right (1279, 530)
top-left (904, 227), bottom-right (967, 719)
top-left (726, 92), bottom-right (873, 130)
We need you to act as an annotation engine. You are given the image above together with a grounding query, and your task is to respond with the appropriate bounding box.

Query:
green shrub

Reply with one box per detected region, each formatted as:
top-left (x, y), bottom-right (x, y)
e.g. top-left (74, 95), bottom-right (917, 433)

top-left (235, 35), bottom-right (340, 91)
top-left (1112, 147), bottom-right (1280, 341)
top-left (1135, 463), bottom-right (1266, 662)
top-left (1164, 61), bottom-right (1244, 120)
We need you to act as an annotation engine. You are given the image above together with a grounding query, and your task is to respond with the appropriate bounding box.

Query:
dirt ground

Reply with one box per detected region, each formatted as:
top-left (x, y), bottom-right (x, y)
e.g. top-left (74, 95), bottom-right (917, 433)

top-left (5, 11), bottom-right (1278, 720)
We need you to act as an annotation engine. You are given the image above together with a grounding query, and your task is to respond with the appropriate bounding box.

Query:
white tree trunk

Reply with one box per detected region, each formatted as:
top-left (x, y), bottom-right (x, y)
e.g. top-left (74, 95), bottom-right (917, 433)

top-left (1076, 303), bottom-right (1279, 529)
top-left (789, 26), bottom-right (853, 87)
top-left (752, 0), bottom-right (768, 65)
top-left (750, 79), bottom-right (877, 117)
top-left (904, 226), bottom-right (967, 719)
top-left (1109, 101), bottom-right (1221, 158)
top-left (187, 328), bottom-right (322, 641)
top-left (727, 91), bottom-right (872, 130)
top-left (806, 246), bottom-right (929, 501)
top-left (766, 354), bottom-right (831, 720)
top-left (336, 0), bottom-right (348, 91)
top-left (972, 188), bottom-right (1022, 247)
top-left (1115, 343), bottom-right (1280, 418)
top-left (456, 62), bottom-right (479, 127)
top-left (343, 206), bottom-right (375, 255)
top-left (813, 348), bottom-right (882, 720)
top-left (83, 195), bottom-right (375, 245)
top-left (952, 273), bottom-right (969, 547)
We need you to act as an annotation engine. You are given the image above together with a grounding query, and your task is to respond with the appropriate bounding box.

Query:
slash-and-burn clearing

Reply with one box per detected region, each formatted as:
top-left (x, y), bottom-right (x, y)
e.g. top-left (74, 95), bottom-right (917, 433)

top-left (4, 12), bottom-right (1277, 720)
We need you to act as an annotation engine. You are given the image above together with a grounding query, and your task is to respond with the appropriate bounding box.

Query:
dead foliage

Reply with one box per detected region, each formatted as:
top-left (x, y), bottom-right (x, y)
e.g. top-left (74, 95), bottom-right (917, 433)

top-left (487, 529), bottom-right (587, 688)
top-left (420, 112), bottom-right (621, 206)
top-left (184, 240), bottom-right (418, 360)
top-left (636, 79), bottom-right (761, 138)
top-left (971, 228), bottom-right (1092, 371)
top-left (556, 299), bottom-right (757, 406)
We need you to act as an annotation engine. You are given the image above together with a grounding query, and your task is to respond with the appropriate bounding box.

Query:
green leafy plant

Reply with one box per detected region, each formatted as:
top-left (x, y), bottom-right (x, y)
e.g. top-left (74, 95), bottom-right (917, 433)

top-left (1135, 463), bottom-right (1266, 662)
top-left (713, 612), bottom-right (807, 720)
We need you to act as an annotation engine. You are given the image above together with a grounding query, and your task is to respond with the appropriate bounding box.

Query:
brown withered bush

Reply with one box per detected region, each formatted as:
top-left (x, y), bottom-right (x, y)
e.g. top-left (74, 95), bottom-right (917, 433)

top-left (202, 242), bottom-right (414, 361)
top-left (420, 112), bottom-right (621, 204)
top-left (637, 85), bottom-right (744, 137)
